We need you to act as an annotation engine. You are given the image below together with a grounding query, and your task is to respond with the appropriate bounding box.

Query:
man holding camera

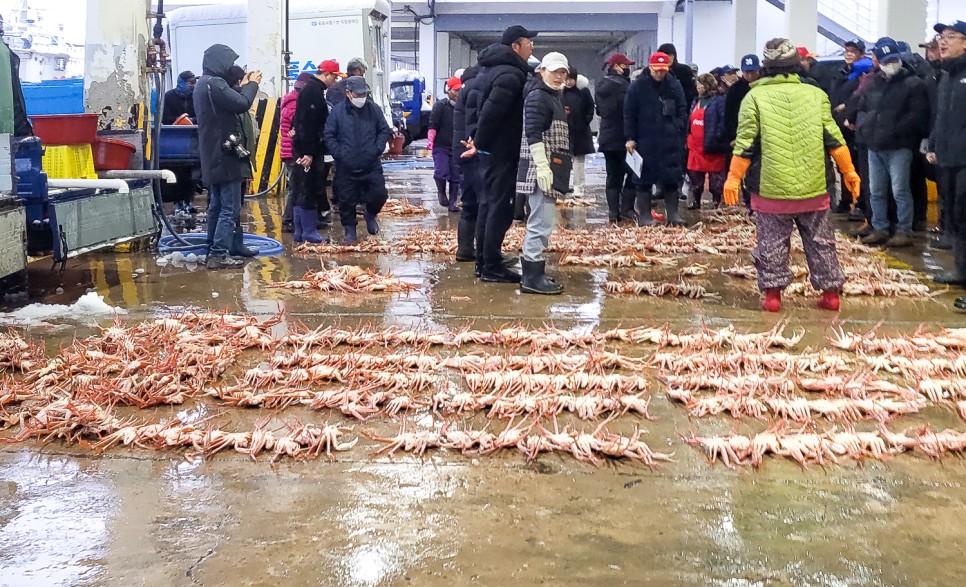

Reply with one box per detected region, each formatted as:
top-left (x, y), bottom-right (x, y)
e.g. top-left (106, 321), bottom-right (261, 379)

top-left (194, 43), bottom-right (261, 270)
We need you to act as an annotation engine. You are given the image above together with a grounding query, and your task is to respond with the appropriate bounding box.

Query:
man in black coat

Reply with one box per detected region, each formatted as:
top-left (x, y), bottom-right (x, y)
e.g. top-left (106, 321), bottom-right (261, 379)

top-left (160, 71), bottom-right (198, 214)
top-left (193, 44), bottom-right (260, 269)
top-left (596, 53), bottom-right (636, 222)
top-left (927, 21), bottom-right (966, 309)
top-left (290, 60), bottom-right (342, 244)
top-left (464, 24), bottom-right (536, 284)
top-left (453, 66), bottom-right (482, 264)
top-left (326, 58), bottom-right (368, 107)
top-left (658, 43), bottom-right (698, 108)
top-left (856, 38), bottom-right (930, 248)
top-left (324, 76), bottom-right (391, 244)
top-left (724, 56), bottom-right (759, 145)
top-left (625, 51), bottom-right (689, 227)
top-left (562, 67), bottom-right (595, 197)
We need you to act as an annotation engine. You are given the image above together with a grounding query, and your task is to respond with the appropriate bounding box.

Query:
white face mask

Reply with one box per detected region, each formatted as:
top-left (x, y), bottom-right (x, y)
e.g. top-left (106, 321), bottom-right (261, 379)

top-left (880, 61), bottom-right (902, 77)
top-left (350, 96), bottom-right (367, 108)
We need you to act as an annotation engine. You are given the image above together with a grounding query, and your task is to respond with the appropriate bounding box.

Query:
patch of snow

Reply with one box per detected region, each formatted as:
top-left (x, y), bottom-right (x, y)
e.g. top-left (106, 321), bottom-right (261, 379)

top-left (0, 293), bottom-right (126, 326)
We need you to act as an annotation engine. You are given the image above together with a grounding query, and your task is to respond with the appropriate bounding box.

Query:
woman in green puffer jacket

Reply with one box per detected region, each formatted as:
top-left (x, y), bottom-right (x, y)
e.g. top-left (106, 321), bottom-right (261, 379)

top-left (723, 38), bottom-right (862, 313)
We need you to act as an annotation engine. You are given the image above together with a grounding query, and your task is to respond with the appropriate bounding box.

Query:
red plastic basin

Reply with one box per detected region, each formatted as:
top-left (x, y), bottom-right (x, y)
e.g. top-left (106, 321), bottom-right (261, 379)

top-left (30, 113), bottom-right (100, 146)
top-left (92, 137), bottom-right (136, 171)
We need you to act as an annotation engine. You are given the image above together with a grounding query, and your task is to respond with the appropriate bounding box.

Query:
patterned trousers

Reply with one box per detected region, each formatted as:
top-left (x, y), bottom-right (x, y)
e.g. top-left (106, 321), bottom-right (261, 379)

top-left (753, 209), bottom-right (846, 292)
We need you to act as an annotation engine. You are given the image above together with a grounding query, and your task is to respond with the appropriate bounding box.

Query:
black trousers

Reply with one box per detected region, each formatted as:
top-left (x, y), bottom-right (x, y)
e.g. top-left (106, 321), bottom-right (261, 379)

top-left (333, 165), bottom-right (388, 227)
top-left (479, 154), bottom-right (518, 270)
top-left (459, 156), bottom-right (482, 223)
top-left (291, 158), bottom-right (331, 212)
top-left (602, 150), bottom-right (634, 192)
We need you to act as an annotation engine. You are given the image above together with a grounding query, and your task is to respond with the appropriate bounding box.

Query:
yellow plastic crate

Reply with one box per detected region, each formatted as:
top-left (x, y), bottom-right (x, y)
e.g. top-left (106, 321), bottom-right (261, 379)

top-left (43, 144), bottom-right (97, 179)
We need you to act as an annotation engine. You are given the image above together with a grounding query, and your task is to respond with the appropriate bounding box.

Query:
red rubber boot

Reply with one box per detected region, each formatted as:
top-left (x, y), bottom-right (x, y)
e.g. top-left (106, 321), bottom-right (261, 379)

top-left (762, 288), bottom-right (782, 312)
top-left (817, 289), bottom-right (840, 311)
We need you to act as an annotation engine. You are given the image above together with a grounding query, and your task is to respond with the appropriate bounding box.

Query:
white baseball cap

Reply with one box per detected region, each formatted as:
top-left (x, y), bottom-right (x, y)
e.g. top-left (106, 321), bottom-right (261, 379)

top-left (540, 52), bottom-right (570, 73)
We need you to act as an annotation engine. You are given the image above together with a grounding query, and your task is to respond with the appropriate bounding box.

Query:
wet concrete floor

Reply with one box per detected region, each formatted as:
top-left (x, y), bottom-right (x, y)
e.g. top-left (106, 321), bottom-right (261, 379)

top-left (2, 154), bottom-right (966, 586)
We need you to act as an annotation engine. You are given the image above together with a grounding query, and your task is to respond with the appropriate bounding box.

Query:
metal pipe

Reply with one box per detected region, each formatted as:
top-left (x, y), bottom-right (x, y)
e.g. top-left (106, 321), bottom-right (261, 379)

top-left (48, 179), bottom-right (131, 194)
top-left (685, 0), bottom-right (695, 65)
top-left (101, 169), bottom-right (177, 183)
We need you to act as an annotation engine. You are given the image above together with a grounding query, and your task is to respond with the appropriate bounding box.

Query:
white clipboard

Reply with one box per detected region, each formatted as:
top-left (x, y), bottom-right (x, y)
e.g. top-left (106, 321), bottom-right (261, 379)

top-left (626, 150), bottom-right (644, 178)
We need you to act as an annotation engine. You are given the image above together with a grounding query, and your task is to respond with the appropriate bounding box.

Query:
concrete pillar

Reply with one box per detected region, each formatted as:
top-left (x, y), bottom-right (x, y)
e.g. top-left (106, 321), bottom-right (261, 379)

top-left (247, 0), bottom-right (284, 98)
top-left (435, 32), bottom-right (450, 97)
top-left (418, 21), bottom-right (436, 91)
top-left (878, 0), bottom-right (928, 49)
top-left (734, 0), bottom-right (758, 64)
top-left (784, 0), bottom-right (818, 49)
top-left (85, 0), bottom-right (149, 129)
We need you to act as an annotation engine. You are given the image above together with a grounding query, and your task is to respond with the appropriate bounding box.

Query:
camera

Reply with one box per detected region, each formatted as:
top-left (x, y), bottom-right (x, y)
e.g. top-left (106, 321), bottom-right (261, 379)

top-left (221, 134), bottom-right (250, 160)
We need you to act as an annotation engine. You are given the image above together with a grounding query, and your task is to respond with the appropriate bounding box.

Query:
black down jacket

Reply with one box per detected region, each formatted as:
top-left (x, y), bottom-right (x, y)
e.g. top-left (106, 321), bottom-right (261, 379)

top-left (428, 97), bottom-right (455, 151)
top-left (292, 76), bottom-right (330, 159)
top-left (323, 99), bottom-right (391, 174)
top-left (624, 73), bottom-right (688, 186)
top-left (595, 69), bottom-right (631, 152)
top-left (472, 43), bottom-right (532, 159)
top-left (193, 44), bottom-right (259, 186)
top-left (855, 67), bottom-right (930, 152)
top-left (931, 53), bottom-right (966, 169)
top-left (562, 80), bottom-right (595, 156)
top-left (161, 89), bottom-right (195, 125)
top-left (452, 66), bottom-right (479, 157)
top-left (724, 77), bottom-right (751, 144)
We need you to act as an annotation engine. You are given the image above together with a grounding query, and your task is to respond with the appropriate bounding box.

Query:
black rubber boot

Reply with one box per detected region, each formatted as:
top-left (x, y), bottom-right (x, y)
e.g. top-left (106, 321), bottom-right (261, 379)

top-left (520, 259), bottom-right (564, 295)
top-left (343, 224), bottom-right (358, 245)
top-left (605, 189), bottom-right (621, 222)
top-left (299, 208), bottom-right (328, 244)
top-left (663, 189), bottom-right (687, 227)
top-left (435, 179), bottom-right (448, 207)
top-left (456, 218), bottom-right (476, 262)
top-left (687, 187), bottom-right (702, 210)
top-left (480, 263), bottom-right (521, 283)
top-left (619, 189), bottom-right (638, 222)
top-left (231, 224), bottom-right (259, 257)
top-left (636, 190), bottom-right (655, 227)
top-left (363, 211), bottom-right (379, 235)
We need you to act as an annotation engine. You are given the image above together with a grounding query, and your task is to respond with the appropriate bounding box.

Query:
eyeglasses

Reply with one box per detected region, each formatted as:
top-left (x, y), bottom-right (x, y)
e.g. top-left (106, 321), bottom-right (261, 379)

top-left (939, 32), bottom-right (966, 42)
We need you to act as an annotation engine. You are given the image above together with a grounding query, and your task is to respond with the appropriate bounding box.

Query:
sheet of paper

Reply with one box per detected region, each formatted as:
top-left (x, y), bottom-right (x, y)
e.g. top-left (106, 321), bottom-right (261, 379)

top-left (626, 150), bottom-right (644, 178)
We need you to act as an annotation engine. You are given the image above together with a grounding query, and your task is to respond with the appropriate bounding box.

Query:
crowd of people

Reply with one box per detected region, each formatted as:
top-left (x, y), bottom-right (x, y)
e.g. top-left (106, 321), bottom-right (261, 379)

top-left (442, 21), bottom-right (966, 311)
top-left (194, 45), bottom-right (391, 269)
top-left (191, 20), bottom-right (966, 312)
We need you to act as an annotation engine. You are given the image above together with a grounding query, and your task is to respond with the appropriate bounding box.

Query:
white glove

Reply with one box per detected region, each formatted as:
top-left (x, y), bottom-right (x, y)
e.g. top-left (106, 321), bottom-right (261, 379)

top-left (530, 142), bottom-right (553, 194)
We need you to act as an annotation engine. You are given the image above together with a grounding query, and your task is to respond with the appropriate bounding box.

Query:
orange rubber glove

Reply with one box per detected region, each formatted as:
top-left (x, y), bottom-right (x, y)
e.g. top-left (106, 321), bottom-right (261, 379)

top-left (830, 145), bottom-right (861, 200)
top-left (723, 156), bottom-right (752, 206)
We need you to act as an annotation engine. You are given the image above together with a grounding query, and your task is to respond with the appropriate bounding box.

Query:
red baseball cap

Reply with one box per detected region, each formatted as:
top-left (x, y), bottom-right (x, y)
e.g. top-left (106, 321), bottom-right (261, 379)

top-left (318, 59), bottom-right (345, 76)
top-left (797, 46), bottom-right (818, 59)
top-left (446, 76), bottom-right (462, 91)
top-left (649, 52), bottom-right (671, 70)
top-left (607, 53), bottom-right (635, 67)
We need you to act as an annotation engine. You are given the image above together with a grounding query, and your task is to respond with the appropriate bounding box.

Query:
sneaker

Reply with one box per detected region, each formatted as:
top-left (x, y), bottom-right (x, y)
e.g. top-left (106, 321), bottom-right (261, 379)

top-left (884, 233), bottom-right (913, 248)
top-left (860, 230), bottom-right (890, 246)
top-left (206, 255), bottom-right (244, 270)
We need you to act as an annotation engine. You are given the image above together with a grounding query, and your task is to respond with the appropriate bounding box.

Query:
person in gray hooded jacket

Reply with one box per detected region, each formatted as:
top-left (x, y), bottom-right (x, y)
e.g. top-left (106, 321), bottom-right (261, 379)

top-left (193, 44), bottom-right (261, 269)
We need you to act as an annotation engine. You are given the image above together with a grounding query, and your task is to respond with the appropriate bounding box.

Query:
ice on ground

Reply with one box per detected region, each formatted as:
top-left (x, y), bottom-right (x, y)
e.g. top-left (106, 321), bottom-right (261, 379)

top-left (0, 292), bottom-right (126, 326)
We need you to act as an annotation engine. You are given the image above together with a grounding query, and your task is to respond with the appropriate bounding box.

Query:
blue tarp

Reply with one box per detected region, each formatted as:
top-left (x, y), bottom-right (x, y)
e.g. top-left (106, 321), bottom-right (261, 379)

top-left (22, 79), bottom-right (84, 116)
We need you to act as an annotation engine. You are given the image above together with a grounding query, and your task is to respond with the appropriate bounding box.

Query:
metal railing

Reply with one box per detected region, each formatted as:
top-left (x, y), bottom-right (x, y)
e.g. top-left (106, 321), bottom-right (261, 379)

top-left (817, 0), bottom-right (877, 42)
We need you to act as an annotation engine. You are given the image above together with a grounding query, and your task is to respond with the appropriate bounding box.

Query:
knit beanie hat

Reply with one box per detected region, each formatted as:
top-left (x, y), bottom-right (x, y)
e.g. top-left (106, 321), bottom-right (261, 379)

top-left (762, 38), bottom-right (802, 68)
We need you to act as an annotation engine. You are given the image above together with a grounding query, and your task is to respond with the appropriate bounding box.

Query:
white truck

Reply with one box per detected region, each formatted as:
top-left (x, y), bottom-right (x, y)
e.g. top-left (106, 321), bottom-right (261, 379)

top-left (167, 0), bottom-right (392, 116)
